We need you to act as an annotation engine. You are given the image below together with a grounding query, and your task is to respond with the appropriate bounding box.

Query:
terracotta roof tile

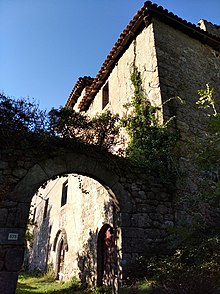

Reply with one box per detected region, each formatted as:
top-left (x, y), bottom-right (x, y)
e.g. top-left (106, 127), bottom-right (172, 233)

top-left (69, 1), bottom-right (220, 111)
top-left (66, 76), bottom-right (93, 107)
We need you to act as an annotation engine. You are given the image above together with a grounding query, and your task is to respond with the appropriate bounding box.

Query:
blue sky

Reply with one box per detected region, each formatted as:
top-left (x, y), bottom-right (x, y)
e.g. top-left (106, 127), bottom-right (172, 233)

top-left (0, 0), bottom-right (219, 110)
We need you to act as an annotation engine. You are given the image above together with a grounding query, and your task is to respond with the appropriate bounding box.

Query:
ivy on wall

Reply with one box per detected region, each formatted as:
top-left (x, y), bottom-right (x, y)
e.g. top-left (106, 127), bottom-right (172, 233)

top-left (196, 84), bottom-right (220, 199)
top-left (0, 65), bottom-right (179, 177)
top-left (121, 66), bottom-right (179, 173)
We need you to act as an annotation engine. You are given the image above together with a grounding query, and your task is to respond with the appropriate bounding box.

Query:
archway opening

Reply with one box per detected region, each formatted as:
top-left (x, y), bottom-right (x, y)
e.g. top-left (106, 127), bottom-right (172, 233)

top-left (1, 152), bottom-right (130, 293)
top-left (24, 172), bottom-right (120, 287)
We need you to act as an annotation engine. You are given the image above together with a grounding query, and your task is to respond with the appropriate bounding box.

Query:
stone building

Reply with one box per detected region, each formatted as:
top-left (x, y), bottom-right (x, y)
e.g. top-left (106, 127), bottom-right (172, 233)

top-left (28, 175), bottom-right (114, 286)
top-left (28, 1), bottom-right (220, 288)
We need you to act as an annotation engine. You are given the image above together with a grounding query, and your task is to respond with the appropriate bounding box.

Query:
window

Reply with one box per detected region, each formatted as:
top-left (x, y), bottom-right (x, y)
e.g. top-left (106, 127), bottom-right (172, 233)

top-left (102, 82), bottom-right (109, 109)
top-left (43, 198), bottom-right (49, 219)
top-left (32, 207), bottom-right (37, 223)
top-left (61, 181), bottom-right (68, 207)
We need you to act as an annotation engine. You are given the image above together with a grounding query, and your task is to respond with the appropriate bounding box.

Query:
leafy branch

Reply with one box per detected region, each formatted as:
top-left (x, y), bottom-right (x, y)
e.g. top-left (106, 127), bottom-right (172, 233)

top-left (121, 66), bottom-right (179, 173)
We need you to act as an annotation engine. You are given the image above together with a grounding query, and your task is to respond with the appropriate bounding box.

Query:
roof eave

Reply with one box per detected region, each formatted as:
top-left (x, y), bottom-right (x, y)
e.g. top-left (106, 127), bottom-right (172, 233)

top-left (74, 1), bottom-right (220, 111)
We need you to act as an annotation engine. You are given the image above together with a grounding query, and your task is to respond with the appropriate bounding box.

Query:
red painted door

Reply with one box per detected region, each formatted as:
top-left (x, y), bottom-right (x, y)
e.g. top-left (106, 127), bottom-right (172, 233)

top-left (102, 227), bottom-right (115, 286)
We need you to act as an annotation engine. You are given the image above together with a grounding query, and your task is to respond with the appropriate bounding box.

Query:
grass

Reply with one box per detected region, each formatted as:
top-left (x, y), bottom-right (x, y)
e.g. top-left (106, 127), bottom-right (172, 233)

top-left (16, 272), bottom-right (161, 294)
top-left (121, 280), bottom-right (164, 294)
top-left (16, 272), bottom-right (87, 294)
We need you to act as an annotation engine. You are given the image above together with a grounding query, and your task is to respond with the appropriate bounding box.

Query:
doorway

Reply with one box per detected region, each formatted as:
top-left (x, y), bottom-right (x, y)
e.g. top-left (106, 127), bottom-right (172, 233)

top-left (97, 224), bottom-right (116, 287)
top-left (56, 238), bottom-right (65, 280)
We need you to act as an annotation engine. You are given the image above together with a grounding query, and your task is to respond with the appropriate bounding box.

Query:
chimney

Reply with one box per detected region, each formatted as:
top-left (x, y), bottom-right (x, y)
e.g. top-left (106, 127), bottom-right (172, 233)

top-left (198, 19), bottom-right (220, 38)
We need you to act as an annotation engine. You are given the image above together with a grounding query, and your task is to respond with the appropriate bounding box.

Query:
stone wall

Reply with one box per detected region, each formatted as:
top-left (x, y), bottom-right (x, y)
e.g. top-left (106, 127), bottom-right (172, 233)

top-left (118, 172), bottom-right (174, 276)
top-left (153, 18), bottom-right (220, 200)
top-left (198, 19), bottom-right (220, 38)
top-left (76, 23), bottom-right (162, 118)
top-left (0, 140), bottom-right (175, 292)
top-left (26, 170), bottom-right (174, 284)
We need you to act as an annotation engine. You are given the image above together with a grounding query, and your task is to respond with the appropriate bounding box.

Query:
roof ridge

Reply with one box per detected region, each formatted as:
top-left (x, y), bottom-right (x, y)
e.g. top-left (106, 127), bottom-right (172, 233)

top-left (68, 1), bottom-right (220, 111)
top-left (145, 1), bottom-right (220, 41)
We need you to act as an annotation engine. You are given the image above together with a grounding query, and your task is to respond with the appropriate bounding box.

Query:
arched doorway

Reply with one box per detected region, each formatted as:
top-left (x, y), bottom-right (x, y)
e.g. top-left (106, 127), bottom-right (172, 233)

top-left (56, 238), bottom-right (65, 280)
top-left (0, 152), bottom-right (129, 293)
top-left (53, 229), bottom-right (68, 280)
top-left (97, 224), bottom-right (116, 287)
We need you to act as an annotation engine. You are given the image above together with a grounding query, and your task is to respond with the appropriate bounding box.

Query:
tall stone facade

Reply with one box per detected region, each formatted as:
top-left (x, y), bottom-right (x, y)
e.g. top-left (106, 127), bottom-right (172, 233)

top-left (67, 1), bottom-right (220, 218)
top-left (4, 1), bottom-right (219, 292)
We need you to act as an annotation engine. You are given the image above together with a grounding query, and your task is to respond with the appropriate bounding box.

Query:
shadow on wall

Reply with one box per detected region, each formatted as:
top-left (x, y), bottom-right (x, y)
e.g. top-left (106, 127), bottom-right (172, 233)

top-left (77, 224), bottom-right (119, 292)
top-left (77, 229), bottom-right (98, 288)
top-left (77, 201), bottom-right (118, 287)
top-left (24, 206), bottom-right (52, 273)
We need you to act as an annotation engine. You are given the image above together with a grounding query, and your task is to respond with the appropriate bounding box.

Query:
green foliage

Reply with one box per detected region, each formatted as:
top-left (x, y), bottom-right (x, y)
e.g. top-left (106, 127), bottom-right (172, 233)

top-left (128, 228), bottom-right (220, 293)
top-left (144, 245), bottom-right (220, 293)
top-left (196, 84), bottom-right (220, 200)
top-left (1, 77), bottom-right (178, 165)
top-left (48, 107), bottom-right (120, 152)
top-left (0, 93), bottom-right (47, 134)
top-left (121, 66), bottom-right (178, 172)
top-left (16, 272), bottom-right (81, 293)
top-left (47, 106), bottom-right (90, 138)
top-left (25, 218), bottom-right (37, 248)
top-left (16, 272), bottom-right (112, 293)
top-left (0, 93), bottom-right (120, 153)
top-left (90, 111), bottom-right (120, 150)
top-left (197, 83), bottom-right (217, 115)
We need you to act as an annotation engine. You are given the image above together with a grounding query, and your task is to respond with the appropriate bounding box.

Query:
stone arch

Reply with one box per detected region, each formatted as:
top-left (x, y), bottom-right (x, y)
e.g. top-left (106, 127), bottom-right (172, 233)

top-left (2, 151), bottom-right (130, 293)
top-left (10, 152), bottom-right (128, 208)
top-left (53, 228), bottom-right (68, 252)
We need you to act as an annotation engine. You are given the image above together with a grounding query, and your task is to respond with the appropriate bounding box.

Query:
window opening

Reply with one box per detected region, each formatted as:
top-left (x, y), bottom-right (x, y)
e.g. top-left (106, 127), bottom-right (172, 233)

top-left (61, 180), bottom-right (68, 207)
top-left (32, 207), bottom-right (37, 223)
top-left (43, 198), bottom-right (49, 219)
top-left (102, 82), bottom-right (109, 109)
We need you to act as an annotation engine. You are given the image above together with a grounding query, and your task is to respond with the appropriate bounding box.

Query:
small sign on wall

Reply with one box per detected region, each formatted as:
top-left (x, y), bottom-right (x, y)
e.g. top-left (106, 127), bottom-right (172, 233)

top-left (8, 233), bottom-right (19, 241)
top-left (0, 228), bottom-right (25, 244)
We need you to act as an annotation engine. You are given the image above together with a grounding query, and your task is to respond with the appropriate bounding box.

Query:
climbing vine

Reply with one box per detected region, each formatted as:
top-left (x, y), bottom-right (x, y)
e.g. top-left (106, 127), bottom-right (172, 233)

top-left (121, 66), bottom-right (179, 172)
top-left (0, 69), bottom-right (179, 176)
top-left (196, 84), bottom-right (220, 199)
top-left (127, 85), bottom-right (220, 293)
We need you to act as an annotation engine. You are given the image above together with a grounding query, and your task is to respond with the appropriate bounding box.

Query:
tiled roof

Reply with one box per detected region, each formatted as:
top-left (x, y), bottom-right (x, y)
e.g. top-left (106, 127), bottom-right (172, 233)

top-left (67, 1), bottom-right (220, 111)
top-left (66, 76), bottom-right (94, 107)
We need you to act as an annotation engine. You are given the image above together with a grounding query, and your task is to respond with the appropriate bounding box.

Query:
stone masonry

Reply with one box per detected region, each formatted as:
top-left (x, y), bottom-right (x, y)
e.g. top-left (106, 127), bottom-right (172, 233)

top-left (1, 1), bottom-right (220, 293)
top-left (0, 137), bottom-right (174, 293)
